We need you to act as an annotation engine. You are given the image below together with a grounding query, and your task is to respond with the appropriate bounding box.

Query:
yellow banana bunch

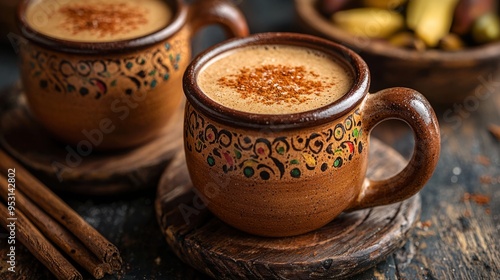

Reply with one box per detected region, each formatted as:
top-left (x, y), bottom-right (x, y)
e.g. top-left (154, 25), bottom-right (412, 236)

top-left (406, 0), bottom-right (460, 47)
top-left (332, 8), bottom-right (404, 38)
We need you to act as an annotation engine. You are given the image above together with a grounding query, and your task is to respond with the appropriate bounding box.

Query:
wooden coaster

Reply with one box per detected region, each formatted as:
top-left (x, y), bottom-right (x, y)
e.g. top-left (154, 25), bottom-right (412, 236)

top-left (155, 138), bottom-right (421, 279)
top-left (0, 86), bottom-right (184, 195)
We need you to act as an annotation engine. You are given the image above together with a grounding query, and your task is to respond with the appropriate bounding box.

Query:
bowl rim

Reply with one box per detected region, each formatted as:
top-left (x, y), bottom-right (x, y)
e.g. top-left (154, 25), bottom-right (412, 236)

top-left (295, 0), bottom-right (500, 62)
top-left (183, 32), bottom-right (370, 130)
top-left (17, 0), bottom-right (187, 54)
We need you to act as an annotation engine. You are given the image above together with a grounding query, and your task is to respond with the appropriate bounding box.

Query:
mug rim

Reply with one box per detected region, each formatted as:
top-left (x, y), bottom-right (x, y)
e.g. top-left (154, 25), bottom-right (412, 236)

top-left (183, 32), bottom-right (370, 130)
top-left (17, 0), bottom-right (187, 54)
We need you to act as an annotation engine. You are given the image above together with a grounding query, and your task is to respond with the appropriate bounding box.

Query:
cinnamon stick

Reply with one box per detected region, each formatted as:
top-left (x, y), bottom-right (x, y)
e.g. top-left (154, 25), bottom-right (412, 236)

top-left (0, 149), bottom-right (122, 271)
top-left (0, 203), bottom-right (82, 280)
top-left (488, 124), bottom-right (500, 140)
top-left (0, 174), bottom-right (109, 279)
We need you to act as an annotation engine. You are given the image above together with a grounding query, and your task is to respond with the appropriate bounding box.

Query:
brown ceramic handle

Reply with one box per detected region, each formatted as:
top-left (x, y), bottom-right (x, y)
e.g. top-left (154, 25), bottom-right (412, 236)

top-left (349, 87), bottom-right (440, 210)
top-left (187, 0), bottom-right (249, 38)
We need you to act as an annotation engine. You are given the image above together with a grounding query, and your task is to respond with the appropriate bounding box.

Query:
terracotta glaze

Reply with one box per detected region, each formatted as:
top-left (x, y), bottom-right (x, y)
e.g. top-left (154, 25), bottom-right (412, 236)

top-left (183, 33), bottom-right (440, 237)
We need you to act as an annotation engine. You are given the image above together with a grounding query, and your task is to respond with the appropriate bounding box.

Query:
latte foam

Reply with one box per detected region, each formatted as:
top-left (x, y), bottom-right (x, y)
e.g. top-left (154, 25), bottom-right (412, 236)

top-left (198, 45), bottom-right (353, 114)
top-left (26, 0), bottom-right (172, 42)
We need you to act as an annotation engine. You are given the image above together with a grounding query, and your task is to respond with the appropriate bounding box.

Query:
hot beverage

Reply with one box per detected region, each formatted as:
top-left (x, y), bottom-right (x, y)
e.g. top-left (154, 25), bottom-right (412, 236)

top-left (25, 0), bottom-right (172, 42)
top-left (198, 45), bottom-right (354, 114)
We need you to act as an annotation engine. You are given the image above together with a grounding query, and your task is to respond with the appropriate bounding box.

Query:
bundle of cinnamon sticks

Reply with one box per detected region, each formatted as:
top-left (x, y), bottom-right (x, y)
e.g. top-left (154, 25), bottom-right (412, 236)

top-left (0, 149), bottom-right (122, 280)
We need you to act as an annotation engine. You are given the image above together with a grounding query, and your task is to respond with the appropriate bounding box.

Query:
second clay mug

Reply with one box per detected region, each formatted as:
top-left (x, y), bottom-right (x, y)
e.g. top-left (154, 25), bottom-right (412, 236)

top-left (183, 33), bottom-right (440, 237)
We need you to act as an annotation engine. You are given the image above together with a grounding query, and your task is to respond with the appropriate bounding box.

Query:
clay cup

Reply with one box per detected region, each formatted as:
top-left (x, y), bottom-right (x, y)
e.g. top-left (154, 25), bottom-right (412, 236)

top-left (17, 0), bottom-right (249, 150)
top-left (183, 33), bottom-right (441, 237)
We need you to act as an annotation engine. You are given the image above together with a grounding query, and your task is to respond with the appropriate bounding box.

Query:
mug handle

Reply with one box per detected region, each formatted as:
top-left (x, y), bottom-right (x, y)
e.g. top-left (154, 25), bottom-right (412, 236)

top-left (187, 0), bottom-right (249, 38)
top-left (348, 87), bottom-right (441, 210)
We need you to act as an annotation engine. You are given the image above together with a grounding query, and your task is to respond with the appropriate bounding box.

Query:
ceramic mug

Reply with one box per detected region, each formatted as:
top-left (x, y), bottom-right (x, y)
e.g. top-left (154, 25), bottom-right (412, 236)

top-left (17, 0), bottom-right (248, 150)
top-left (183, 33), bottom-right (440, 237)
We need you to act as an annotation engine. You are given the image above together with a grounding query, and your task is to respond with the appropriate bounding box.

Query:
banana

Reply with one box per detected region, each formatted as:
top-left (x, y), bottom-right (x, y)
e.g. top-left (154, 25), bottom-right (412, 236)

top-left (363, 0), bottom-right (407, 9)
top-left (406, 0), bottom-right (459, 47)
top-left (332, 8), bottom-right (404, 38)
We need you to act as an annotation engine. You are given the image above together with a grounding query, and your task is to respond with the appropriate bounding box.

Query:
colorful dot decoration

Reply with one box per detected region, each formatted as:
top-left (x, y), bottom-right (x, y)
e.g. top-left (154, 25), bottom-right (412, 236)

top-left (186, 104), bottom-right (364, 181)
top-left (29, 40), bottom-right (182, 99)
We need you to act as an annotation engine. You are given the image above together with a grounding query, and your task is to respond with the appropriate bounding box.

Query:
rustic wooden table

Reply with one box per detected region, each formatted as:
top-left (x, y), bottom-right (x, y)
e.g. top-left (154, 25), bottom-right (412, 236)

top-left (1, 1), bottom-right (499, 278)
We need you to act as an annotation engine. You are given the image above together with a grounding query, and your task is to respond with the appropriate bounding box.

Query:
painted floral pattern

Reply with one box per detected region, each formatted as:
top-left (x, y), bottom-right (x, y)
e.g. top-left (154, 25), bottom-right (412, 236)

top-left (184, 103), bottom-right (364, 180)
top-left (22, 40), bottom-right (184, 99)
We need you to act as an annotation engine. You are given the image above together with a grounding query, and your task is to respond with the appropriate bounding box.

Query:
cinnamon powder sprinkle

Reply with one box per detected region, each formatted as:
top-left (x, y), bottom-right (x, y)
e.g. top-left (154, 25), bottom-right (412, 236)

top-left (58, 3), bottom-right (148, 37)
top-left (217, 65), bottom-right (333, 106)
top-left (462, 192), bottom-right (490, 205)
top-left (480, 175), bottom-right (493, 184)
top-left (475, 155), bottom-right (491, 166)
top-left (420, 220), bottom-right (432, 228)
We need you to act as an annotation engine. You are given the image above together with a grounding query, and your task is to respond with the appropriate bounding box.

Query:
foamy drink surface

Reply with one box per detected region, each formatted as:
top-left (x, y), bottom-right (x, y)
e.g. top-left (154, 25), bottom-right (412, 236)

top-left (26, 0), bottom-right (172, 42)
top-left (198, 45), bottom-right (354, 115)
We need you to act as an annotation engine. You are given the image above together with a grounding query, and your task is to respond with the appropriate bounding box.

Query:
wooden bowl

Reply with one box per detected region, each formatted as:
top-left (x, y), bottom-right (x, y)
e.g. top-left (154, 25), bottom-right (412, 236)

top-left (295, 0), bottom-right (500, 105)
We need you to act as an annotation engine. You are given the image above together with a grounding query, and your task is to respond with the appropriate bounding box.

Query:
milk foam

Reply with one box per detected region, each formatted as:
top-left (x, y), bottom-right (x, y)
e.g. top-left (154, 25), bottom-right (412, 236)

top-left (198, 45), bottom-right (354, 115)
top-left (26, 0), bottom-right (171, 42)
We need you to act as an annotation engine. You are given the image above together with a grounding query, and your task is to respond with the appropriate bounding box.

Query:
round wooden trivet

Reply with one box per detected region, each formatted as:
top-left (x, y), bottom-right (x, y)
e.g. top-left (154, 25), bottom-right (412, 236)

top-left (0, 87), bottom-right (184, 195)
top-left (155, 138), bottom-right (421, 279)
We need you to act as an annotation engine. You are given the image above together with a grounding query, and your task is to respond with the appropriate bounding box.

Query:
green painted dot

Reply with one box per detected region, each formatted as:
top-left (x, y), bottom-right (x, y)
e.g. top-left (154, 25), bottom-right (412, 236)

top-left (163, 73), bottom-right (170, 81)
top-left (353, 128), bottom-right (359, 137)
top-left (165, 43), bottom-right (171, 50)
top-left (277, 146), bottom-right (285, 155)
top-left (290, 168), bottom-right (301, 178)
top-left (290, 159), bottom-right (299, 165)
top-left (176, 54), bottom-right (181, 62)
top-left (67, 84), bottom-right (76, 92)
top-left (243, 167), bottom-right (254, 178)
top-left (334, 158), bottom-right (343, 168)
top-left (111, 80), bottom-right (117, 87)
top-left (234, 149), bottom-right (242, 159)
top-left (207, 156), bottom-right (215, 166)
top-left (126, 62), bottom-right (133, 69)
top-left (139, 59), bottom-right (146, 65)
top-left (151, 79), bottom-right (157, 88)
top-left (149, 69), bottom-right (157, 76)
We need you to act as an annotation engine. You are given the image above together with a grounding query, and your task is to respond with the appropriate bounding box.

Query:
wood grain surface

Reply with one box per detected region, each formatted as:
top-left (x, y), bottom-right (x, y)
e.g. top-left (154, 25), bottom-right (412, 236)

top-left (0, 80), bottom-right (499, 280)
top-left (0, 87), bottom-right (184, 195)
top-left (155, 139), bottom-right (421, 279)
